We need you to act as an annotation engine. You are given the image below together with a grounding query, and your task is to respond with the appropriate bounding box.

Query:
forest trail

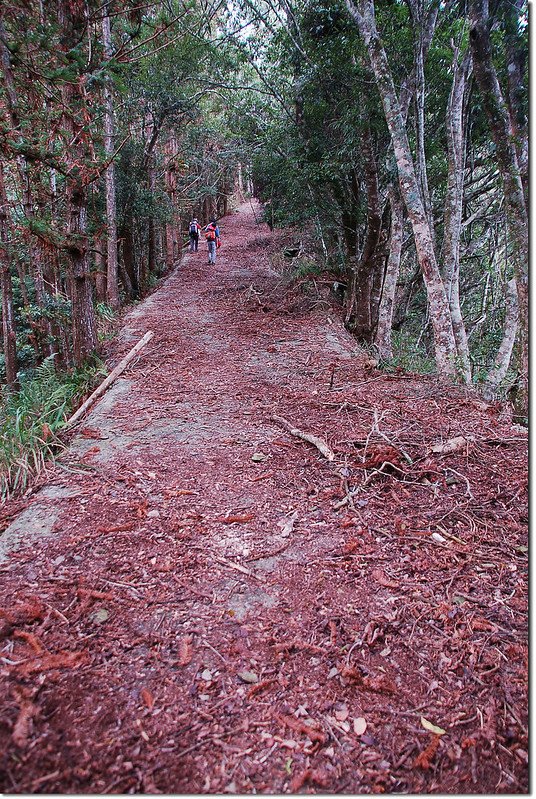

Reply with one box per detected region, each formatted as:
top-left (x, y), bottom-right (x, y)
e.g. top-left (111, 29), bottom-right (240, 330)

top-left (0, 203), bottom-right (528, 794)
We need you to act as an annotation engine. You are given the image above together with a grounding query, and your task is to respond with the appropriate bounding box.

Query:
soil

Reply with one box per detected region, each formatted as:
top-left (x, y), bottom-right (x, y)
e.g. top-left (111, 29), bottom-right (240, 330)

top-left (0, 202), bottom-right (528, 794)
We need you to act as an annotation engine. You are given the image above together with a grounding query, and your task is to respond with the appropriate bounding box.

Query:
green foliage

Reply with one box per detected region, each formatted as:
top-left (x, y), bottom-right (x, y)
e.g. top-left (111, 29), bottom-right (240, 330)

top-left (293, 257), bottom-right (324, 279)
top-left (382, 331), bottom-right (436, 376)
top-left (0, 357), bottom-right (107, 499)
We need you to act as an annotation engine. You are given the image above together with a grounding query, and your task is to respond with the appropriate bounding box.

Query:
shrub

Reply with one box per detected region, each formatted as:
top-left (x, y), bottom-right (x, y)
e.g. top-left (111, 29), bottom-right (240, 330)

top-left (0, 357), bottom-right (106, 499)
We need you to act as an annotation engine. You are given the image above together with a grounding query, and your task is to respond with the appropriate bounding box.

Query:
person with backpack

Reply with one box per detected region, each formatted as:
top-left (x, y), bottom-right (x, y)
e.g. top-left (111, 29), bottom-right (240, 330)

top-left (188, 218), bottom-right (200, 252)
top-left (204, 218), bottom-right (220, 265)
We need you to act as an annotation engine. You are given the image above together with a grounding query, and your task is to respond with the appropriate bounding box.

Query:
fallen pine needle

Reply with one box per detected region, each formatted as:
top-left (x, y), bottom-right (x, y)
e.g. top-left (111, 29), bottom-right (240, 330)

top-left (414, 735), bottom-right (441, 769)
top-left (248, 472), bottom-right (274, 482)
top-left (15, 650), bottom-right (87, 676)
top-left (215, 513), bottom-right (255, 524)
top-left (247, 678), bottom-right (277, 698)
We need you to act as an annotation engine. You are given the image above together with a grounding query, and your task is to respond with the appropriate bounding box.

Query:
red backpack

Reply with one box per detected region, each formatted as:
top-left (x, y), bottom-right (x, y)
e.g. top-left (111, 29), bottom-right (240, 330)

top-left (205, 225), bottom-right (216, 241)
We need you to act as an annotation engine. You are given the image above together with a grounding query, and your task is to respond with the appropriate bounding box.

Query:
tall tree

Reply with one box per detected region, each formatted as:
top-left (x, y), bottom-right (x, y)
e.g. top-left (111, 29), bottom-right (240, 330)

top-left (58, 0), bottom-right (98, 365)
top-left (0, 163), bottom-right (17, 385)
top-left (441, 45), bottom-right (473, 383)
top-left (469, 0), bottom-right (528, 418)
top-left (101, 5), bottom-right (120, 309)
top-left (345, 0), bottom-right (458, 379)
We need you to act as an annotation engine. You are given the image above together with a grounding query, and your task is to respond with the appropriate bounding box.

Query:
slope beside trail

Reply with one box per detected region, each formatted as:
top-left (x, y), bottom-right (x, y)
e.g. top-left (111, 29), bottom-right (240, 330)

top-left (0, 202), bottom-right (528, 794)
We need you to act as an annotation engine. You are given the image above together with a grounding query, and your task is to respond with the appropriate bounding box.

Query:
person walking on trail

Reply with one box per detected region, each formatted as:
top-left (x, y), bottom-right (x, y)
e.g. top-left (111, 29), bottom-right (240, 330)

top-left (188, 218), bottom-right (200, 252)
top-left (204, 217), bottom-right (220, 265)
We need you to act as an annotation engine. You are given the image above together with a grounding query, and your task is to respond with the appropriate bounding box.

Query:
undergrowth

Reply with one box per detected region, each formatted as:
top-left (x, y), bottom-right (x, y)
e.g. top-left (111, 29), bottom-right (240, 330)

top-left (380, 330), bottom-right (437, 375)
top-left (0, 357), bottom-right (107, 500)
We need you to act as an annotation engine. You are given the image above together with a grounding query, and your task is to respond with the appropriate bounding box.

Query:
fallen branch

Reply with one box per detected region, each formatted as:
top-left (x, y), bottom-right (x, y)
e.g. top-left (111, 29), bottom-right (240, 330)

top-left (272, 415), bottom-right (335, 461)
top-left (65, 331), bottom-right (154, 429)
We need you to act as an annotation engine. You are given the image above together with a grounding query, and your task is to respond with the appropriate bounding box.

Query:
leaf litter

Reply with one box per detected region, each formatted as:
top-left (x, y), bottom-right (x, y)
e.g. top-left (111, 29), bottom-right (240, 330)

top-left (0, 202), bottom-right (527, 794)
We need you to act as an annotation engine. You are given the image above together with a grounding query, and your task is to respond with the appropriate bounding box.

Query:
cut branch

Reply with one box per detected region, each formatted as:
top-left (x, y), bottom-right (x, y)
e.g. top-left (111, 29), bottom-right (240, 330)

top-left (65, 331), bottom-right (154, 429)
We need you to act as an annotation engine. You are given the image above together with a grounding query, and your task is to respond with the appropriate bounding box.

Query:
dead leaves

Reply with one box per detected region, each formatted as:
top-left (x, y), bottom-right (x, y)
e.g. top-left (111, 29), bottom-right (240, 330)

top-left (277, 713), bottom-right (326, 744)
top-left (274, 639), bottom-right (325, 656)
top-left (15, 650), bottom-right (88, 677)
top-left (361, 444), bottom-right (405, 471)
top-left (341, 665), bottom-right (396, 694)
top-left (13, 630), bottom-right (44, 654)
top-left (215, 513), bottom-right (255, 524)
top-left (165, 488), bottom-right (199, 498)
top-left (353, 716), bottom-right (367, 736)
top-left (177, 635), bottom-right (193, 666)
top-left (0, 599), bottom-right (46, 641)
top-left (140, 687), bottom-right (155, 710)
top-left (430, 435), bottom-right (474, 455)
top-left (371, 568), bottom-right (400, 589)
top-left (80, 426), bottom-right (107, 440)
top-left (420, 716), bottom-right (446, 736)
top-left (289, 767), bottom-right (328, 792)
top-left (95, 522), bottom-right (136, 534)
top-left (247, 678), bottom-right (277, 699)
top-left (11, 686), bottom-right (37, 748)
top-left (414, 735), bottom-right (441, 770)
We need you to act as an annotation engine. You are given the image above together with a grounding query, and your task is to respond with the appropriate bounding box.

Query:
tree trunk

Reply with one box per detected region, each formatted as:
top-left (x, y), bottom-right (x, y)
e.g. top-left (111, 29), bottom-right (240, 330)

top-left (120, 221), bottom-right (137, 298)
top-left (346, 0), bottom-right (457, 378)
top-left (369, 201), bottom-right (391, 334)
top-left (350, 122), bottom-right (382, 339)
top-left (398, 3), bottom-right (438, 123)
top-left (469, 0), bottom-right (528, 419)
top-left (483, 278), bottom-right (518, 401)
top-left (407, 0), bottom-right (434, 245)
top-left (146, 159), bottom-right (157, 284)
top-left (101, 10), bottom-right (120, 310)
top-left (0, 163), bottom-right (17, 385)
top-left (67, 183), bottom-right (98, 365)
top-left (59, 2), bottom-right (97, 366)
top-left (0, 14), bottom-right (51, 359)
top-left (164, 132), bottom-right (180, 268)
top-left (502, 0), bottom-right (528, 204)
top-left (442, 46), bottom-right (473, 384)
top-left (94, 238), bottom-right (107, 304)
top-left (375, 184), bottom-right (403, 360)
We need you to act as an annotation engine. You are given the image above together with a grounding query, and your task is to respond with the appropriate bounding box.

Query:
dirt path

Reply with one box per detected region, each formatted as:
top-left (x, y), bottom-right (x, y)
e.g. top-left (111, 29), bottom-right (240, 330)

top-left (0, 203), bottom-right (528, 793)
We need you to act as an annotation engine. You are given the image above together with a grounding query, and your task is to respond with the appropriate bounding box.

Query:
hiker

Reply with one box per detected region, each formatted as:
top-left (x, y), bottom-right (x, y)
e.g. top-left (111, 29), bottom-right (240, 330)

top-left (204, 218), bottom-right (220, 265)
top-left (188, 217), bottom-right (200, 252)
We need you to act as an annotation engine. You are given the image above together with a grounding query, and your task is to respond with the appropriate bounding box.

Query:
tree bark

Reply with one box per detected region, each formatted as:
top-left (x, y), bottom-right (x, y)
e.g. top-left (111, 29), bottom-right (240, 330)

top-left (483, 278), bottom-right (518, 401)
top-left (120, 221), bottom-right (137, 298)
top-left (469, 0), bottom-right (528, 418)
top-left (346, 0), bottom-right (457, 378)
top-left (406, 0), bottom-right (434, 245)
top-left (59, 1), bottom-right (98, 366)
top-left (502, 0), bottom-right (528, 203)
top-left (0, 162), bottom-right (17, 385)
top-left (94, 238), bottom-right (107, 304)
top-left (349, 122), bottom-right (382, 339)
top-left (101, 9), bottom-right (120, 310)
top-left (0, 13), bottom-right (51, 358)
top-left (375, 184), bottom-right (403, 360)
top-left (442, 46), bottom-right (473, 384)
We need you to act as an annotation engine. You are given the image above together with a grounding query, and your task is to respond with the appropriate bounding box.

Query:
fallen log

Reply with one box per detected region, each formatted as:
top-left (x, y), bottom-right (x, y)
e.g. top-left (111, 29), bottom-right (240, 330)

top-left (65, 330), bottom-right (154, 429)
top-left (272, 415), bottom-right (335, 461)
